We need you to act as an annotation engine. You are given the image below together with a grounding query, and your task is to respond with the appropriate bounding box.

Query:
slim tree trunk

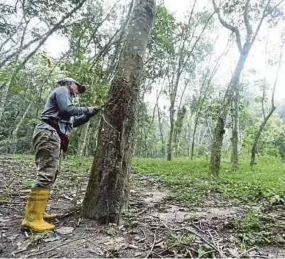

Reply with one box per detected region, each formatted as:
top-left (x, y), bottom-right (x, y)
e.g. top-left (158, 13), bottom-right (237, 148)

top-left (0, 80), bottom-right (11, 121)
top-left (11, 102), bottom-right (32, 153)
top-left (157, 106), bottom-right (165, 157)
top-left (82, 0), bottom-right (155, 224)
top-left (231, 87), bottom-right (239, 171)
top-left (191, 118), bottom-right (199, 160)
top-left (210, 53), bottom-right (248, 176)
top-left (210, 0), bottom-right (274, 176)
top-left (250, 108), bottom-right (276, 167)
top-left (167, 104), bottom-right (175, 161)
top-left (250, 42), bottom-right (283, 167)
top-left (77, 121), bottom-right (90, 156)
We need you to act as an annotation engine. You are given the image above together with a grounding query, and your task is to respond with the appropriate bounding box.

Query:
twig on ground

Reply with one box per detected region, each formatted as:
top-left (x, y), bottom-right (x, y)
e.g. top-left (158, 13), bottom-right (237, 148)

top-left (191, 221), bottom-right (206, 234)
top-left (26, 239), bottom-right (86, 257)
top-left (185, 227), bottom-right (224, 258)
top-left (139, 228), bottom-right (147, 242)
top-left (138, 206), bottom-right (150, 216)
top-left (161, 220), bottom-right (224, 258)
top-left (144, 230), bottom-right (157, 259)
top-left (13, 246), bottom-right (30, 255)
top-left (238, 246), bottom-right (258, 258)
top-left (25, 233), bottom-right (100, 258)
top-left (208, 230), bottom-right (224, 257)
top-left (186, 248), bottom-right (194, 258)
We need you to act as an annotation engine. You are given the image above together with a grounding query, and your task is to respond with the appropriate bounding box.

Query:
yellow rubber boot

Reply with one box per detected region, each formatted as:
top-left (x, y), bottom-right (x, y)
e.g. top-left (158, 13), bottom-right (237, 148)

top-left (25, 189), bottom-right (57, 220)
top-left (22, 188), bottom-right (55, 232)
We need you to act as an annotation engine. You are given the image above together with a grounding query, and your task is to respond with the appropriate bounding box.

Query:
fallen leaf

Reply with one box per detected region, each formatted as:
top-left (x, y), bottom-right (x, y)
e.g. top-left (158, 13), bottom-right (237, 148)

top-left (44, 236), bottom-right (61, 242)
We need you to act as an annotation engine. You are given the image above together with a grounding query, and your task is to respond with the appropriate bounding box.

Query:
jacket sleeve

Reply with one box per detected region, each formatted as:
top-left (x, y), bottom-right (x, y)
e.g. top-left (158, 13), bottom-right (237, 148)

top-left (73, 115), bottom-right (91, 127)
top-left (56, 87), bottom-right (92, 116)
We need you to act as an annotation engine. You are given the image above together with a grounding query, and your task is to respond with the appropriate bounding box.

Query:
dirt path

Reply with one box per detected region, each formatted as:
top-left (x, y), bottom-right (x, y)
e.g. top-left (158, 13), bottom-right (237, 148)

top-left (0, 156), bottom-right (284, 258)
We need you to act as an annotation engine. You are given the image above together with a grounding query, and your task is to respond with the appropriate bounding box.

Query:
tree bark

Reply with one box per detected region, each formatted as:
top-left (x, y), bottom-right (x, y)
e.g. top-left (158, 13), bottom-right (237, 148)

top-left (11, 102), bottom-right (32, 153)
top-left (77, 121), bottom-right (90, 156)
top-left (82, 0), bottom-right (155, 224)
top-left (210, 51), bottom-right (249, 176)
top-left (231, 87), bottom-right (239, 171)
top-left (173, 106), bottom-right (186, 157)
top-left (157, 106), bottom-right (165, 157)
top-left (250, 42), bottom-right (283, 167)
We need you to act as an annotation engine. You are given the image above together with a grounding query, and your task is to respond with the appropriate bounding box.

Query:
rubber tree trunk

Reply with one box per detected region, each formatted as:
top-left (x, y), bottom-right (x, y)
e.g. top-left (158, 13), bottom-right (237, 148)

top-left (191, 119), bottom-right (199, 160)
top-left (250, 108), bottom-right (276, 167)
top-left (173, 106), bottom-right (186, 157)
top-left (231, 88), bottom-right (239, 171)
top-left (157, 106), bottom-right (165, 157)
top-left (82, 0), bottom-right (155, 224)
top-left (77, 121), bottom-right (90, 156)
top-left (0, 80), bottom-right (11, 121)
top-left (167, 102), bottom-right (175, 161)
top-left (11, 102), bottom-right (32, 153)
top-left (210, 50), bottom-right (249, 176)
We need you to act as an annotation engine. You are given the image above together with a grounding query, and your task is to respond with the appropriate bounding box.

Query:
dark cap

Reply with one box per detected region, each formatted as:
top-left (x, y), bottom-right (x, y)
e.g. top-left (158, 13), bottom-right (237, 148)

top-left (58, 77), bottom-right (88, 93)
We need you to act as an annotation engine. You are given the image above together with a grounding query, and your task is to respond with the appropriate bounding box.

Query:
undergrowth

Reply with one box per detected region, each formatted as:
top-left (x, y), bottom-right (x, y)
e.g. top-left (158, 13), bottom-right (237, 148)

top-left (8, 154), bottom-right (285, 246)
top-left (132, 156), bottom-right (285, 246)
top-left (132, 156), bottom-right (285, 207)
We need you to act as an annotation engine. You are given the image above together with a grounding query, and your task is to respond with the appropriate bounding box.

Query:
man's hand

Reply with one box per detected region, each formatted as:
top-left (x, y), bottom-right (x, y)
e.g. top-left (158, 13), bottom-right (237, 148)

top-left (88, 105), bottom-right (102, 116)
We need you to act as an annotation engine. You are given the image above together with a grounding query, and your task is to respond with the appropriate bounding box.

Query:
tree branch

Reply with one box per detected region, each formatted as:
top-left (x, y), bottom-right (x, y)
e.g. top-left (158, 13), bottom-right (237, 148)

top-left (271, 43), bottom-right (284, 108)
top-left (0, 0), bottom-right (87, 70)
top-left (212, 0), bottom-right (242, 53)
top-left (250, 0), bottom-right (272, 46)
top-left (244, 0), bottom-right (253, 42)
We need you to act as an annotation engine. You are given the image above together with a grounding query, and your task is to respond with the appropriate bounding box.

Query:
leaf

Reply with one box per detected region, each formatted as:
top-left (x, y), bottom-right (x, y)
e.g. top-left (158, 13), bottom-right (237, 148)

top-left (198, 246), bottom-right (207, 258)
top-left (22, 179), bottom-right (34, 187)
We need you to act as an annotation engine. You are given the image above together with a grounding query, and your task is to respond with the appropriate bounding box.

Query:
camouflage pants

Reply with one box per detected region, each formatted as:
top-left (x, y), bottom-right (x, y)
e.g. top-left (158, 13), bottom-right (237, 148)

top-left (32, 128), bottom-right (61, 188)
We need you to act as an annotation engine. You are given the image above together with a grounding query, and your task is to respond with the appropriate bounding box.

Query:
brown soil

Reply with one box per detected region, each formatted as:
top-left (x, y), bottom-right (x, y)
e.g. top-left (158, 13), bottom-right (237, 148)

top-left (0, 156), bottom-right (284, 258)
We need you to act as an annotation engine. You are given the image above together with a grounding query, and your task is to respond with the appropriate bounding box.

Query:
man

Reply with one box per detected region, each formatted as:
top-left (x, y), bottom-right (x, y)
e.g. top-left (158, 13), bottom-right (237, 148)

top-left (22, 77), bottom-right (101, 232)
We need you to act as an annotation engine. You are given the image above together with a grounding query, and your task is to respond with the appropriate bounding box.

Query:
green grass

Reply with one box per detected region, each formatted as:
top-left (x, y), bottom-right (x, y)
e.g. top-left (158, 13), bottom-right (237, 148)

top-left (132, 156), bottom-right (285, 206)
top-left (132, 156), bottom-right (285, 246)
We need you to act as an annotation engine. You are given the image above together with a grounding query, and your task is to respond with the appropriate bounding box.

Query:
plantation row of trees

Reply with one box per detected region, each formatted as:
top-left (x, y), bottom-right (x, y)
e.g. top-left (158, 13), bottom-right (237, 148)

top-left (1, 0), bottom-right (285, 176)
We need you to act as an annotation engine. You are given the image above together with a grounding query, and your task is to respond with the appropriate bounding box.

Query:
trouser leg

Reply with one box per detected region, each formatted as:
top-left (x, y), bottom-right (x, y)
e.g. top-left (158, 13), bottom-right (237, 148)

top-left (32, 129), bottom-right (61, 188)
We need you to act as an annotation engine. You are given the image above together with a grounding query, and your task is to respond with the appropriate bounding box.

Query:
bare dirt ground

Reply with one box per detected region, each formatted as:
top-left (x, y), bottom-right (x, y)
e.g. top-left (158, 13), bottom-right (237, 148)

top-left (0, 155), bottom-right (284, 258)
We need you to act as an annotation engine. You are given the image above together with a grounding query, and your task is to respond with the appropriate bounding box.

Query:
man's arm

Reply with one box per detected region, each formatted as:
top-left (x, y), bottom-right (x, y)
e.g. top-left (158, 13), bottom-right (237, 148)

top-left (73, 108), bottom-right (101, 127)
top-left (56, 87), bottom-right (93, 116)
top-left (73, 115), bottom-right (91, 127)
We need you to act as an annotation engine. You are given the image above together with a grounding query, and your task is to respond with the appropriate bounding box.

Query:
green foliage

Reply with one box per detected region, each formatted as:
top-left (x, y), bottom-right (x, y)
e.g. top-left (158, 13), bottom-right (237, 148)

top-left (133, 156), bottom-right (285, 246)
top-left (132, 157), bottom-right (285, 206)
top-left (234, 210), bottom-right (285, 245)
top-left (242, 113), bottom-right (285, 157)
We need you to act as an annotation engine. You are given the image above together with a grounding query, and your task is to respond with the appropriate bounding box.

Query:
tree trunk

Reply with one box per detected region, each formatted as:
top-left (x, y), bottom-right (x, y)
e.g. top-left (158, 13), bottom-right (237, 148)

top-left (77, 121), bottom-right (90, 156)
top-left (210, 50), bottom-right (249, 176)
top-left (191, 119), bottom-right (198, 160)
top-left (82, 0), bottom-right (155, 224)
top-left (250, 108), bottom-right (276, 167)
top-left (173, 106), bottom-right (186, 157)
top-left (0, 80), bottom-right (11, 121)
top-left (210, 0), bottom-right (273, 176)
top-left (157, 106), bottom-right (165, 157)
top-left (11, 102), bottom-right (32, 153)
top-left (250, 42), bottom-right (283, 167)
top-left (167, 104), bottom-right (175, 161)
top-left (231, 88), bottom-right (239, 171)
